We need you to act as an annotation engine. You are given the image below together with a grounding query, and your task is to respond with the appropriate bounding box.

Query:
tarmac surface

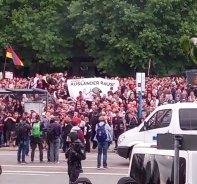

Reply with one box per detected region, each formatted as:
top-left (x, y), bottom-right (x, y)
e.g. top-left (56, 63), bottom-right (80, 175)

top-left (0, 149), bottom-right (129, 184)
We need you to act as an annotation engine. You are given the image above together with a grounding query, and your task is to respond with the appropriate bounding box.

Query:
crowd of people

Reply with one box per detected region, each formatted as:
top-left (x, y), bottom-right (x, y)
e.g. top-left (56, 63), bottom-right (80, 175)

top-left (0, 72), bottom-right (197, 183)
top-left (0, 73), bottom-right (197, 150)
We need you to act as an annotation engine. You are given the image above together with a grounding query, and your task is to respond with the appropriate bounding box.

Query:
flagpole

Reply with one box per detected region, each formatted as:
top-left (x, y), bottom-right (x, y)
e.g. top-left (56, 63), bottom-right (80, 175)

top-left (3, 57), bottom-right (7, 78)
top-left (148, 58), bottom-right (151, 76)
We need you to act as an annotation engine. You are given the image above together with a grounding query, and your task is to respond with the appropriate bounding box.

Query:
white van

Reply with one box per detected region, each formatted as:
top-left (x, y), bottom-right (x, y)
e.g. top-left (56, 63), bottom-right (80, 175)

top-left (128, 143), bottom-right (197, 184)
top-left (117, 103), bottom-right (197, 159)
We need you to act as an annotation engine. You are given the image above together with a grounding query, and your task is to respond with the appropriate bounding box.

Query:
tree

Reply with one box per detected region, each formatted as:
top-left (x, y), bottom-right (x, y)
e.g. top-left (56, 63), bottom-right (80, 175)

top-left (0, 0), bottom-right (197, 76)
top-left (0, 0), bottom-right (73, 67)
top-left (68, 0), bottom-right (197, 75)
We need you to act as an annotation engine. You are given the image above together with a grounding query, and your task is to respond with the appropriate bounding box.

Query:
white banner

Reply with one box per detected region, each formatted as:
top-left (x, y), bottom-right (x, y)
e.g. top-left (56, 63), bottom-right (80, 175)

top-left (67, 78), bottom-right (120, 99)
top-left (5, 71), bottom-right (13, 79)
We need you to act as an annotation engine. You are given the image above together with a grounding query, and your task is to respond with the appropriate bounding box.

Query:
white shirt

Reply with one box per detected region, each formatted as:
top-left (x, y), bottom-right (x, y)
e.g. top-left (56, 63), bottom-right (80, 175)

top-left (33, 77), bottom-right (39, 88)
top-left (84, 93), bottom-right (93, 101)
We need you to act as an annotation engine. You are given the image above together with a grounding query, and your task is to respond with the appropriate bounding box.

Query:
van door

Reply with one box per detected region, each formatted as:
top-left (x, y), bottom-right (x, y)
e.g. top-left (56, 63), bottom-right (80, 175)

top-left (154, 149), bottom-right (188, 184)
top-left (129, 147), bottom-right (156, 182)
top-left (144, 109), bottom-right (172, 143)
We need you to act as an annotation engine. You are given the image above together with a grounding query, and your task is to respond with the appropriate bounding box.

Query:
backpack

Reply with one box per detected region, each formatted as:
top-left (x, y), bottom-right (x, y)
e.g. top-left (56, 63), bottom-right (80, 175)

top-left (47, 124), bottom-right (55, 141)
top-left (16, 123), bottom-right (27, 140)
top-left (32, 122), bottom-right (41, 138)
top-left (96, 124), bottom-right (107, 142)
top-left (77, 129), bottom-right (85, 143)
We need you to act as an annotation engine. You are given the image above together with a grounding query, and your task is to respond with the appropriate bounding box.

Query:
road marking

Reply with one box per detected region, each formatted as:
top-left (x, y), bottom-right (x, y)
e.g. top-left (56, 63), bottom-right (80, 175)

top-left (2, 165), bottom-right (128, 170)
top-left (26, 157), bottom-right (98, 163)
top-left (3, 170), bottom-right (127, 176)
top-left (3, 173), bottom-right (49, 176)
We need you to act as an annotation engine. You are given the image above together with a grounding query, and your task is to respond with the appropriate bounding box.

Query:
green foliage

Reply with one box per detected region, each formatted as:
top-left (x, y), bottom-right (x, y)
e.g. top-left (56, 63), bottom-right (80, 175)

top-left (0, 0), bottom-right (72, 66)
top-left (68, 0), bottom-right (197, 75)
top-left (0, 0), bottom-right (197, 75)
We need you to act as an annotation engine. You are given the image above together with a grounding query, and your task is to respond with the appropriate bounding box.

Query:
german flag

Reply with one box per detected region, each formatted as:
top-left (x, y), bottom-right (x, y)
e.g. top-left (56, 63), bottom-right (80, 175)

top-left (6, 45), bottom-right (24, 66)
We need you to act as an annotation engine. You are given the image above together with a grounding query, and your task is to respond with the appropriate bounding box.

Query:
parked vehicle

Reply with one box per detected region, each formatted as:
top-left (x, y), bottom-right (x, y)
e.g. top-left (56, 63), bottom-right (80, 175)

top-left (117, 103), bottom-right (197, 159)
top-left (128, 142), bottom-right (194, 184)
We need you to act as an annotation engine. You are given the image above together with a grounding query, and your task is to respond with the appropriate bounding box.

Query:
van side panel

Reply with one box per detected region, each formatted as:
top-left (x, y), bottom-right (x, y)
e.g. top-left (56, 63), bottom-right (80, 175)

top-left (129, 148), bottom-right (188, 184)
top-left (188, 152), bottom-right (197, 184)
top-left (128, 147), bottom-right (156, 176)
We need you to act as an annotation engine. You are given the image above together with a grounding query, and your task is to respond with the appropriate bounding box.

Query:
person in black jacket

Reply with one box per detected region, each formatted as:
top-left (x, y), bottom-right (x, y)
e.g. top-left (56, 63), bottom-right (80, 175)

top-left (62, 117), bottom-right (73, 153)
top-left (84, 117), bottom-right (91, 153)
top-left (112, 111), bottom-right (124, 151)
top-left (126, 113), bottom-right (138, 130)
top-left (90, 111), bottom-right (99, 149)
top-left (66, 132), bottom-right (86, 184)
top-left (16, 116), bottom-right (31, 164)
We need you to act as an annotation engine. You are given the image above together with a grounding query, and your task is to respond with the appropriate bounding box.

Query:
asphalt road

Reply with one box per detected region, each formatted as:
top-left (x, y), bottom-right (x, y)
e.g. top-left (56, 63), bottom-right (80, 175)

top-left (0, 150), bottom-right (129, 184)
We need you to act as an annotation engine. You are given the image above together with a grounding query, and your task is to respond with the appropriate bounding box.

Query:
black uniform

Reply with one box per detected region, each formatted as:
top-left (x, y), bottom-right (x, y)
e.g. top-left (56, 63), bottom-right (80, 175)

top-left (66, 132), bottom-right (86, 184)
top-left (62, 122), bottom-right (73, 153)
top-left (90, 112), bottom-right (99, 149)
top-left (112, 116), bottom-right (124, 149)
top-left (127, 117), bottom-right (138, 130)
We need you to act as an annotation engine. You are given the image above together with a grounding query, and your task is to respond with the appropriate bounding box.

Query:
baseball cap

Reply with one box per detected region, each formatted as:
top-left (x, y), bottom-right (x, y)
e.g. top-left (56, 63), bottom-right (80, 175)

top-left (74, 177), bottom-right (92, 184)
top-left (117, 177), bottom-right (137, 184)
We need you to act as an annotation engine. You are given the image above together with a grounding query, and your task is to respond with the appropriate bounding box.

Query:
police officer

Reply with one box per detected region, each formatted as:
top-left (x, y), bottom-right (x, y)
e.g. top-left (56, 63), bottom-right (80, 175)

top-left (74, 177), bottom-right (92, 184)
top-left (126, 113), bottom-right (138, 131)
top-left (66, 132), bottom-right (86, 184)
top-left (117, 177), bottom-right (137, 184)
top-left (112, 111), bottom-right (124, 151)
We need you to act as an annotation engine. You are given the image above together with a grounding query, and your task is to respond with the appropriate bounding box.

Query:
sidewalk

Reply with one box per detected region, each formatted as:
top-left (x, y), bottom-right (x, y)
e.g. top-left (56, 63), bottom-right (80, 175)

top-left (0, 145), bottom-right (115, 153)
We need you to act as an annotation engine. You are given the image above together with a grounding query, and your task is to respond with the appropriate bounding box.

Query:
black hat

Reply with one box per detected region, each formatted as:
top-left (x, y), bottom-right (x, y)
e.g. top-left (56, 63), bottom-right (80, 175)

top-left (117, 177), bottom-right (137, 184)
top-left (67, 132), bottom-right (79, 142)
top-left (74, 177), bottom-right (92, 184)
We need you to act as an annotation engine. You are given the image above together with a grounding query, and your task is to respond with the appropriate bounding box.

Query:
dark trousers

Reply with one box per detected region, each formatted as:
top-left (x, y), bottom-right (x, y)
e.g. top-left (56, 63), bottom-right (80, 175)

top-left (0, 132), bottom-right (2, 146)
top-left (47, 142), bottom-right (50, 162)
top-left (49, 138), bottom-right (60, 162)
top-left (63, 139), bottom-right (70, 153)
top-left (68, 162), bottom-right (80, 183)
top-left (3, 127), bottom-right (6, 144)
top-left (25, 136), bottom-right (30, 155)
top-left (114, 131), bottom-right (121, 148)
top-left (92, 140), bottom-right (97, 149)
top-left (85, 137), bottom-right (90, 153)
top-left (30, 137), bottom-right (43, 162)
top-left (17, 140), bottom-right (27, 162)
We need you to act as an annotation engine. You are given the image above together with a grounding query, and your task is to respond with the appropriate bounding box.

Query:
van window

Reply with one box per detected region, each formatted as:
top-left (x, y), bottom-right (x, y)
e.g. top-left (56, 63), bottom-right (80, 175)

top-left (130, 154), bottom-right (186, 184)
top-left (179, 109), bottom-right (197, 130)
top-left (146, 109), bottom-right (172, 130)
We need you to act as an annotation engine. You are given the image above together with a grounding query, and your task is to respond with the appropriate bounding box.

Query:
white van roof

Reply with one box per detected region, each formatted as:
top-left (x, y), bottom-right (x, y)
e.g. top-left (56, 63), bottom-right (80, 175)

top-left (156, 102), bottom-right (197, 111)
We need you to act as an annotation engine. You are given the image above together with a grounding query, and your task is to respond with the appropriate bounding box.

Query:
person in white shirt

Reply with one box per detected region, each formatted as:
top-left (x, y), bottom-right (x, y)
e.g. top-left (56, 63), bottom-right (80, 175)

top-left (33, 73), bottom-right (39, 88)
top-left (84, 92), bottom-right (93, 109)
